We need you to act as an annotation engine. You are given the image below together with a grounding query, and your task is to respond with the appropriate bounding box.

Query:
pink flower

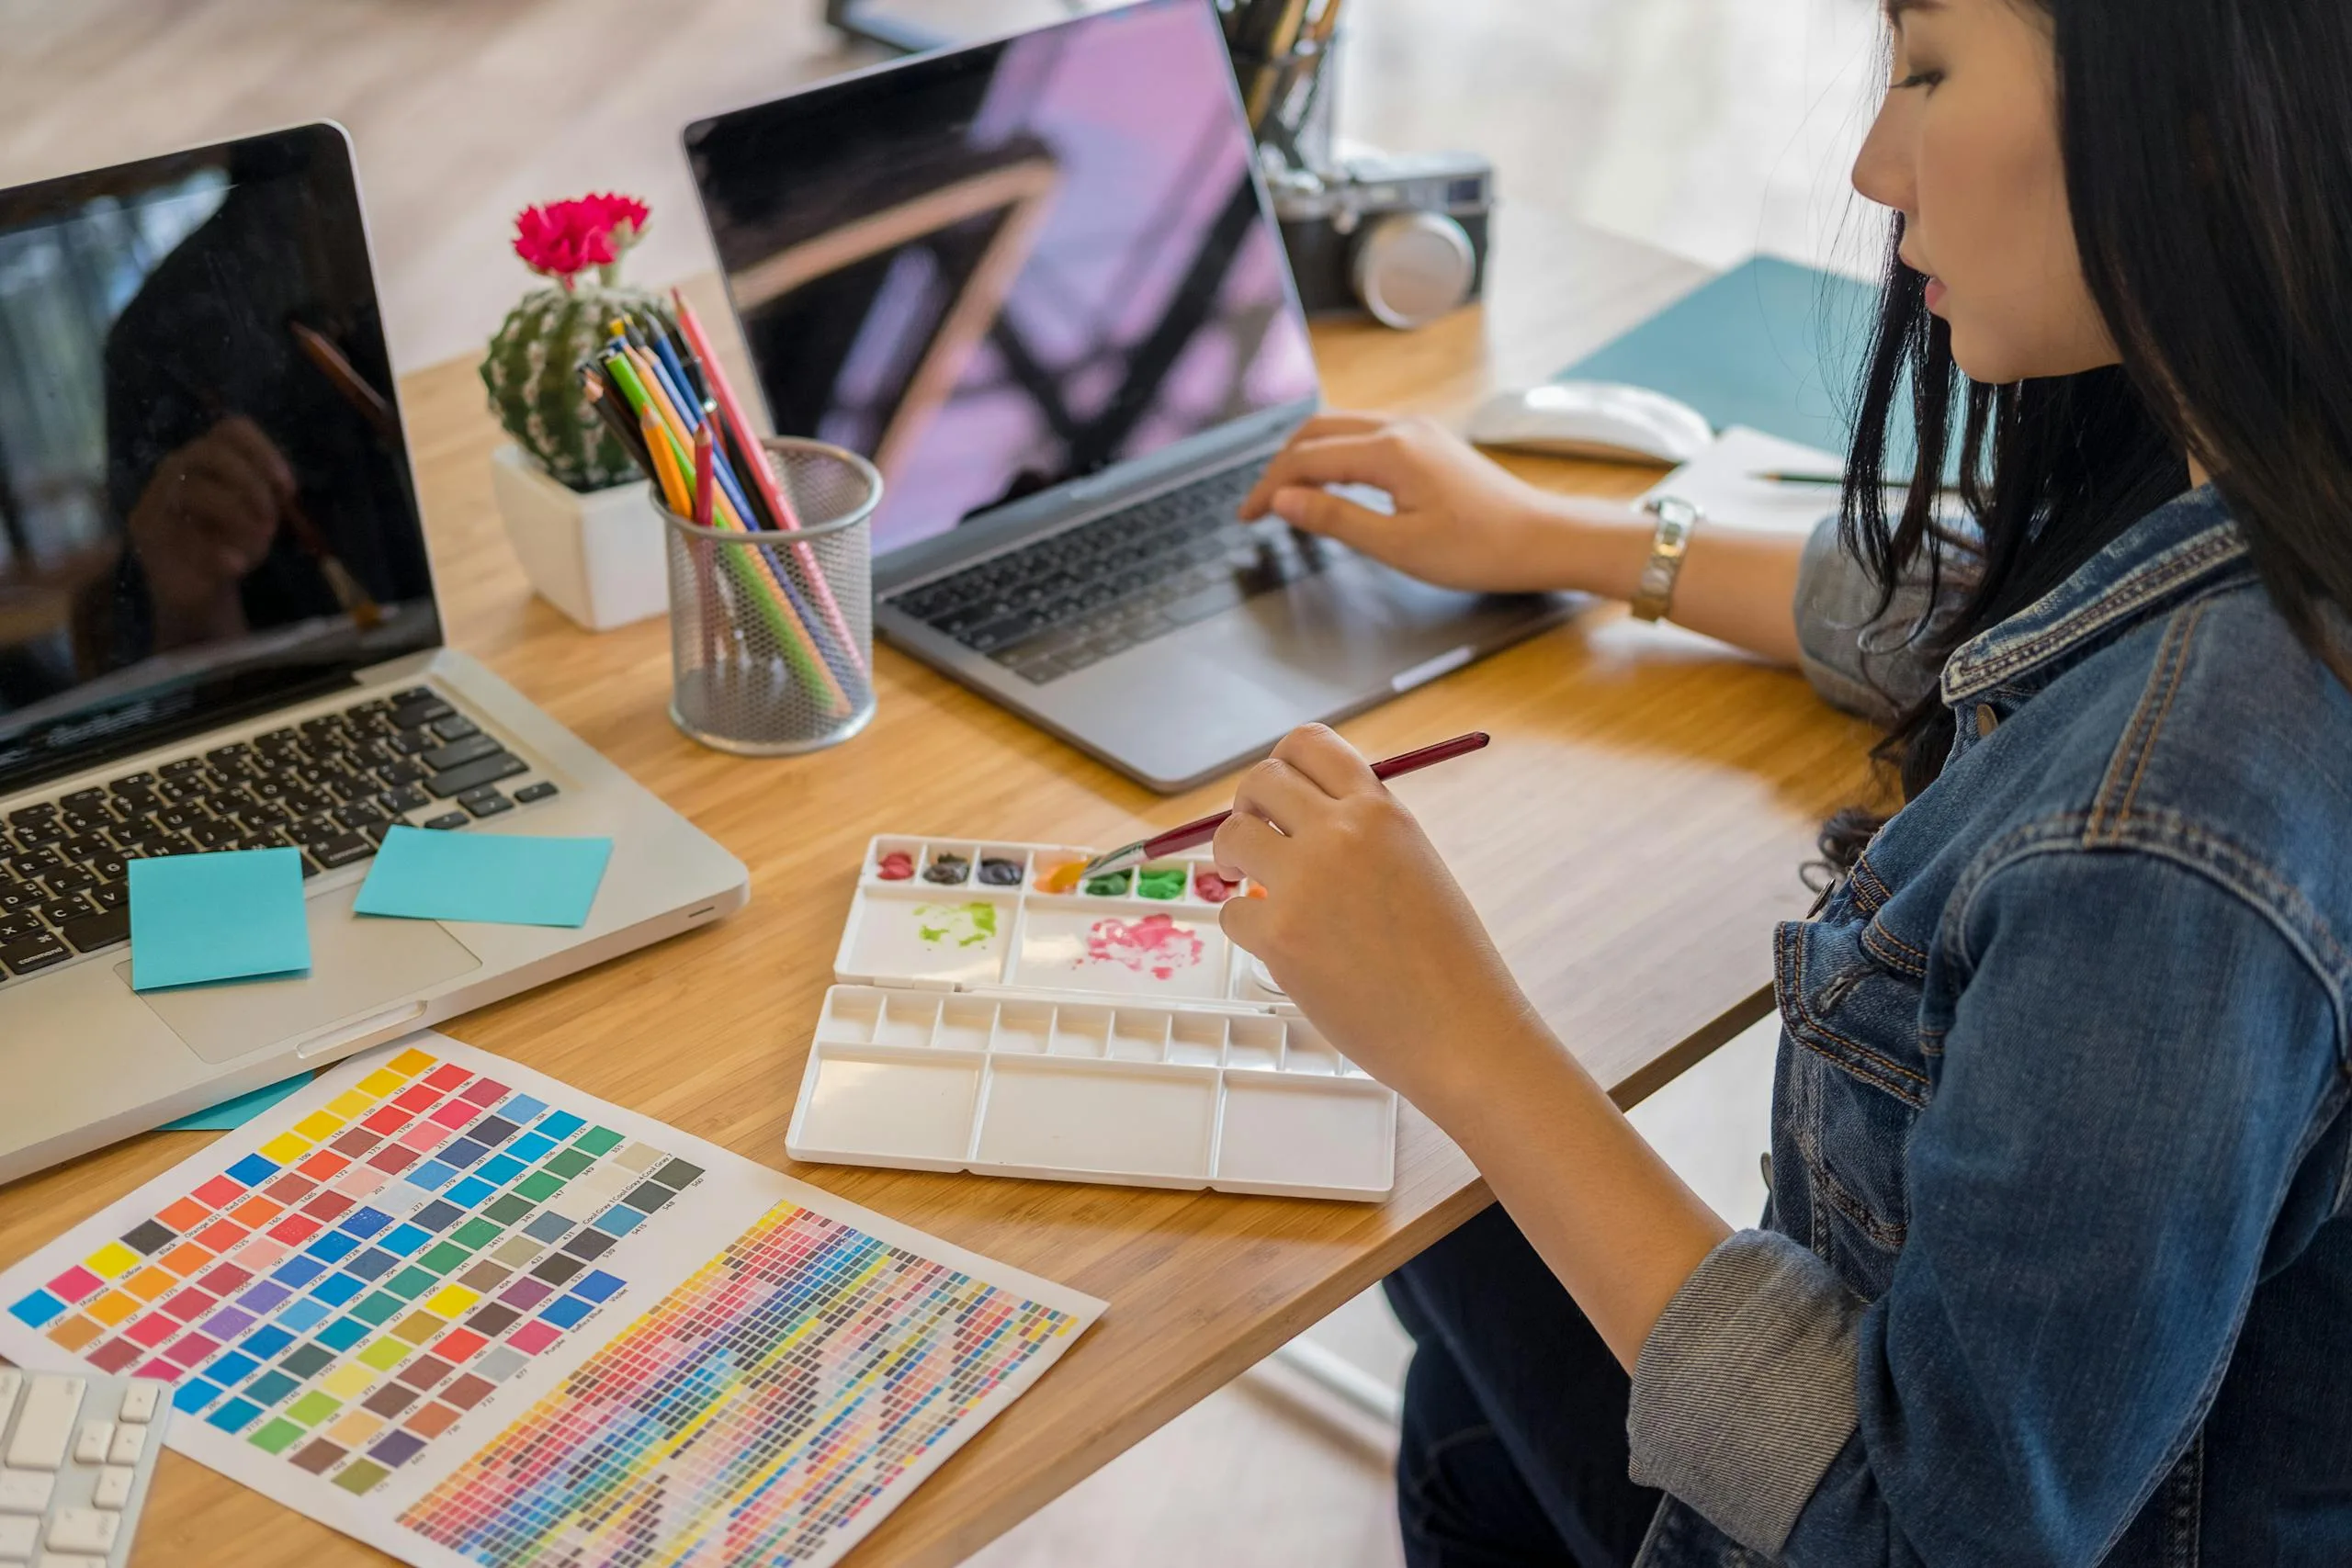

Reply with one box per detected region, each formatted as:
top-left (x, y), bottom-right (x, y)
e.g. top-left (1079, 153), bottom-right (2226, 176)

top-left (512, 193), bottom-right (650, 286)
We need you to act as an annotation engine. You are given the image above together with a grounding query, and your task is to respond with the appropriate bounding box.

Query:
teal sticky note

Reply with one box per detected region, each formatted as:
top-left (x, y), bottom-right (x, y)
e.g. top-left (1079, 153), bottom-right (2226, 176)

top-left (162, 1072), bottom-right (311, 1131)
top-left (129, 848), bottom-right (311, 991)
top-left (355, 827), bottom-right (613, 928)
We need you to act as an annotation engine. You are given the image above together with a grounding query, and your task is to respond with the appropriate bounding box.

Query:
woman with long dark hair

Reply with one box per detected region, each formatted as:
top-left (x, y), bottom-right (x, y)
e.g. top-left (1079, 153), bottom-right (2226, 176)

top-left (1214, 0), bottom-right (2352, 1562)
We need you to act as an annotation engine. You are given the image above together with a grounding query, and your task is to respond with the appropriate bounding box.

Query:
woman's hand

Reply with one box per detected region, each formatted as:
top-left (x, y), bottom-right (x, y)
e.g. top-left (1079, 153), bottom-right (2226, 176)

top-left (1213, 723), bottom-right (1547, 1112)
top-left (1238, 412), bottom-right (1601, 594)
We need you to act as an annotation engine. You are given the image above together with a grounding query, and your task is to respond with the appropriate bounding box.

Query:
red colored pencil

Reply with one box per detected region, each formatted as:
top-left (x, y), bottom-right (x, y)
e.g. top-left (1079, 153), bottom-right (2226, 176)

top-left (692, 423), bottom-right (717, 527)
top-left (670, 288), bottom-right (868, 676)
top-left (1080, 732), bottom-right (1493, 876)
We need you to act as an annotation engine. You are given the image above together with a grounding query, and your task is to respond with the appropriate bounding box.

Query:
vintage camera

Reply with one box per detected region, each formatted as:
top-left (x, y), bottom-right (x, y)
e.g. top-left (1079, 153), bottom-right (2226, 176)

top-left (1270, 149), bottom-right (1495, 329)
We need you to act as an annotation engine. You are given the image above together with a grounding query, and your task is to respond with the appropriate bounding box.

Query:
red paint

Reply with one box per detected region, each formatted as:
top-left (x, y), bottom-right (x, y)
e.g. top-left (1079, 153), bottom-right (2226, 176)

top-left (1193, 869), bottom-right (1239, 904)
top-left (1081, 913), bottom-right (1204, 980)
top-left (877, 851), bottom-right (915, 881)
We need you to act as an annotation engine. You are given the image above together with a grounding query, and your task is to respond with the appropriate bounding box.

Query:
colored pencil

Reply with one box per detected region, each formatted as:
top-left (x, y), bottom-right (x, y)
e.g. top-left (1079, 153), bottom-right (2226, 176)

top-left (670, 289), bottom-right (868, 675)
top-left (692, 424), bottom-right (717, 528)
top-left (608, 349), bottom-right (849, 714)
top-left (1080, 731), bottom-right (1493, 877)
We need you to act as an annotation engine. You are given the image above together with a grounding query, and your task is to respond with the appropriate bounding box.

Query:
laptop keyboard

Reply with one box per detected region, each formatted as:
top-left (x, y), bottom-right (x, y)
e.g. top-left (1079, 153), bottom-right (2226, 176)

top-left (0, 685), bottom-right (559, 981)
top-left (885, 462), bottom-right (1331, 685)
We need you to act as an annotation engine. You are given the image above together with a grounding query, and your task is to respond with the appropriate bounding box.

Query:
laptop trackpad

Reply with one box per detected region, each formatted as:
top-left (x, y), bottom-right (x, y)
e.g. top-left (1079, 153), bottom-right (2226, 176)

top-left (111, 882), bottom-right (481, 1064)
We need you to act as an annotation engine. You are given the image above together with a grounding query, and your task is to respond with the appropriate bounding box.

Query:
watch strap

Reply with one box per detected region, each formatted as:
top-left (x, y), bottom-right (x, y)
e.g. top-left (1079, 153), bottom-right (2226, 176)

top-left (1630, 495), bottom-right (1702, 623)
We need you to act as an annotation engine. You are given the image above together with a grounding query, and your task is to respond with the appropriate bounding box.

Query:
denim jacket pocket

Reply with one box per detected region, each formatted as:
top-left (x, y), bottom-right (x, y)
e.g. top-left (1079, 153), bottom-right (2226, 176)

top-left (1774, 917), bottom-right (1934, 1292)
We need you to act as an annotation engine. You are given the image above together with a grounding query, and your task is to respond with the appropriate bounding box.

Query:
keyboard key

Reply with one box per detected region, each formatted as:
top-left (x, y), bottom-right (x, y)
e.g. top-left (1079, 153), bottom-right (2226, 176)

top-left (103, 1427), bottom-right (142, 1468)
top-left (156, 759), bottom-right (206, 782)
top-left (0, 1468), bottom-right (52, 1513)
top-left (58, 908), bottom-right (129, 955)
top-left (422, 813), bottom-right (469, 831)
top-left (116, 1384), bottom-right (158, 1426)
top-left (460, 790), bottom-right (514, 818)
top-left (0, 882), bottom-right (30, 913)
top-left (378, 786), bottom-right (431, 815)
top-left (36, 897), bottom-right (91, 927)
top-left (391, 697), bottom-right (454, 728)
top-left (69, 1423), bottom-right (110, 1468)
top-left (91, 1466), bottom-right (133, 1509)
top-left (56, 789), bottom-right (106, 812)
top-left (304, 833), bottom-right (372, 869)
top-left (514, 781), bottom-right (559, 805)
top-left (5, 1377), bottom-right (83, 1469)
top-left (0, 915), bottom-right (44, 943)
top-left (0, 934), bottom-right (69, 976)
top-left (431, 716), bottom-right (480, 742)
top-left (0, 1511), bottom-right (31, 1554)
top-left (422, 732), bottom-right (502, 772)
top-left (46, 1506), bottom-right (119, 1554)
top-left (425, 751), bottom-right (526, 799)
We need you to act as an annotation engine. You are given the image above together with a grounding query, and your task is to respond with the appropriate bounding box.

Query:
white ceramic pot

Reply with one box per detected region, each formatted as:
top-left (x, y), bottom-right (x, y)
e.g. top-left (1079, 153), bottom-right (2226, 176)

top-left (489, 443), bottom-right (668, 631)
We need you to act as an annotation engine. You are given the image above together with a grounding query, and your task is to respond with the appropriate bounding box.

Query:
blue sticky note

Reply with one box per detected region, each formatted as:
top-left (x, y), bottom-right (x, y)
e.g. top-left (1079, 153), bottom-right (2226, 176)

top-left (354, 827), bottom-right (612, 928)
top-left (162, 1072), bottom-right (312, 1132)
top-left (130, 849), bottom-right (311, 991)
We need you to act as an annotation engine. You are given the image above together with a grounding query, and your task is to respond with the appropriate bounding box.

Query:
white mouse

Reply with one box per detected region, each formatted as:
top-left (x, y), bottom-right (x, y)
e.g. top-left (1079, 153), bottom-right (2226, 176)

top-left (1464, 380), bottom-right (1715, 466)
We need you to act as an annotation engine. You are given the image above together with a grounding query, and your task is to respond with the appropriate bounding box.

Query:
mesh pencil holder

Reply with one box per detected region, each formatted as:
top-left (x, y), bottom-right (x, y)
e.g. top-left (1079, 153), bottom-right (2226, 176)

top-left (658, 437), bottom-right (882, 755)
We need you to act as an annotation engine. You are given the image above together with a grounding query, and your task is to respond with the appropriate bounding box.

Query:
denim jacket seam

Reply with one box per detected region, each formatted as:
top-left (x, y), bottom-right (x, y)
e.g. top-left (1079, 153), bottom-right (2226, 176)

top-left (1778, 923), bottom-right (1932, 1108)
top-left (1940, 817), bottom-right (2352, 1069)
top-left (1860, 916), bottom-right (1928, 975)
top-left (2089, 600), bottom-right (2209, 839)
top-left (1941, 526), bottom-right (2251, 701)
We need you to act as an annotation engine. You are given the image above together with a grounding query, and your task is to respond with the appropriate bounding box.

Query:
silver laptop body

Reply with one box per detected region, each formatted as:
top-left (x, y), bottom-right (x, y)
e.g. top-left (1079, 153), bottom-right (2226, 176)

top-left (685, 0), bottom-right (1570, 794)
top-left (0, 126), bottom-right (747, 1183)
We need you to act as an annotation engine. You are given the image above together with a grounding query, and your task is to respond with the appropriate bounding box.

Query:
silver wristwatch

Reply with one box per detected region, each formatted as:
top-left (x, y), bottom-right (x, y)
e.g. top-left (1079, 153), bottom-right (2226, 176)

top-left (1630, 495), bottom-right (1702, 623)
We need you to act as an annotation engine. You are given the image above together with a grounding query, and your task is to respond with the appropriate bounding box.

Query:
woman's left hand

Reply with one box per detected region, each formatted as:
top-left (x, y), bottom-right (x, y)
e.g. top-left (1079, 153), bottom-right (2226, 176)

top-left (1213, 725), bottom-right (1543, 1111)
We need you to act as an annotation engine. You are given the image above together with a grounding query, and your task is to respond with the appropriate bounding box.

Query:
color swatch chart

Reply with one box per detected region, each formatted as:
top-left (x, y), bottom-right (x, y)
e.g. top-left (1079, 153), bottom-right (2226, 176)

top-left (0, 1036), bottom-right (1103, 1568)
top-left (6, 1045), bottom-right (695, 1499)
top-left (401, 1202), bottom-right (1079, 1566)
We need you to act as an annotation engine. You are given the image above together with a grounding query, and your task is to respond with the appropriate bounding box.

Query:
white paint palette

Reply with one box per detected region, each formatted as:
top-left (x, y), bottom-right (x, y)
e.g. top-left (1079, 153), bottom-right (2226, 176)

top-left (787, 836), bottom-right (1398, 1201)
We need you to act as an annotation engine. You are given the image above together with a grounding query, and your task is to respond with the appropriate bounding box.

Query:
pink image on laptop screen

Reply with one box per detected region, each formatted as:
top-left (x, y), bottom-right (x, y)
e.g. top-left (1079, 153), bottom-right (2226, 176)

top-left (691, 0), bottom-right (1320, 556)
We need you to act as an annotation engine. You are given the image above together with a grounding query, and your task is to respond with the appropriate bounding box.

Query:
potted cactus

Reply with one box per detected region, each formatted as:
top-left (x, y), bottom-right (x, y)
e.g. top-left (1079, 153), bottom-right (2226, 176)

top-left (482, 193), bottom-right (674, 630)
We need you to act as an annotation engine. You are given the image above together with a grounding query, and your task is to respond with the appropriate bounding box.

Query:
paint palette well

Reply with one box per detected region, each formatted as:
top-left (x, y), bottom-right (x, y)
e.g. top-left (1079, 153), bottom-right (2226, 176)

top-left (793, 836), bottom-right (1396, 1201)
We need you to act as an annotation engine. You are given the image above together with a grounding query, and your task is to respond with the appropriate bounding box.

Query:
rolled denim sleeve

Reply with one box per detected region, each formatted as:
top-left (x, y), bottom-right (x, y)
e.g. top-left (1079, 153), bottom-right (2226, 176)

top-left (1626, 849), bottom-right (2344, 1563)
top-left (1791, 515), bottom-right (1956, 724)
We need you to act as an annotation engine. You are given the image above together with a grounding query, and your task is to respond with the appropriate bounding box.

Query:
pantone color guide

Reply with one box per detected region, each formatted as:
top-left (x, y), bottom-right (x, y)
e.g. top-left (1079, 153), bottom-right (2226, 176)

top-left (0, 1035), bottom-right (1102, 1568)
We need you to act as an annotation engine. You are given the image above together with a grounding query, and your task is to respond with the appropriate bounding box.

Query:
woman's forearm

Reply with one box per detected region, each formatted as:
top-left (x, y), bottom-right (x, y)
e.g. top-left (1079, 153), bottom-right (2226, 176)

top-left (1427, 1006), bottom-right (1733, 1371)
top-left (1537, 494), bottom-right (1809, 668)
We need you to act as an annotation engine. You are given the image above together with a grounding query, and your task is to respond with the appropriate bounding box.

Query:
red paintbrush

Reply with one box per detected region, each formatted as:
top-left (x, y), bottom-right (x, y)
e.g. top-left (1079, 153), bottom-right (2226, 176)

top-left (1079, 732), bottom-right (1492, 877)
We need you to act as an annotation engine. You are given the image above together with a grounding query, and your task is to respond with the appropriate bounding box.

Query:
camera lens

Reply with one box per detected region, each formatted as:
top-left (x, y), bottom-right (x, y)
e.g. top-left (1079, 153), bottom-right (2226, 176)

top-left (1351, 211), bottom-right (1477, 329)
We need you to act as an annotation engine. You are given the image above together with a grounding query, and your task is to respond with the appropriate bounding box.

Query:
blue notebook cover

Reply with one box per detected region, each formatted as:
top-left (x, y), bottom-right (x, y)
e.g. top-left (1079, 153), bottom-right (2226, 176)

top-left (1557, 254), bottom-right (1890, 462)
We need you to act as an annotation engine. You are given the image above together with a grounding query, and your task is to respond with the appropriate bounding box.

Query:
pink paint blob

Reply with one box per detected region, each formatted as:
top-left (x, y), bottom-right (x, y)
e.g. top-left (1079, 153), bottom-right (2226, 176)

top-left (1193, 869), bottom-right (1239, 904)
top-left (1081, 913), bottom-right (1204, 980)
top-left (877, 852), bottom-right (915, 881)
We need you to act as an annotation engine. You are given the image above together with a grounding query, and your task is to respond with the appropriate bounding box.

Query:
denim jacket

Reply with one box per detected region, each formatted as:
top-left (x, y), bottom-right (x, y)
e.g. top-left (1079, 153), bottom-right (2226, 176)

top-left (1624, 487), bottom-right (2352, 1566)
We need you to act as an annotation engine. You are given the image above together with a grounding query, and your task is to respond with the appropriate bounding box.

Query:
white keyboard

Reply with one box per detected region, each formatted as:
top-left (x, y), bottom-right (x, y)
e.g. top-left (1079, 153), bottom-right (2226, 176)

top-left (0, 1370), bottom-right (167, 1568)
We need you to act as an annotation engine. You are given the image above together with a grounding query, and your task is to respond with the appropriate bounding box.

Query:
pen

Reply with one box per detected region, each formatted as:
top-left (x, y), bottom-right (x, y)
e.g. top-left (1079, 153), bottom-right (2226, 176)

top-left (1753, 470), bottom-right (1961, 494)
top-left (1080, 731), bottom-right (1493, 877)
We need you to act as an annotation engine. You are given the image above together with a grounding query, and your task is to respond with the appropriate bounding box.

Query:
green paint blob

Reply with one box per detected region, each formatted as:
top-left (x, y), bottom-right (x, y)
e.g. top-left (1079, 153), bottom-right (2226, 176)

top-left (1083, 869), bottom-right (1133, 897)
top-left (914, 902), bottom-right (998, 948)
top-left (1136, 866), bottom-right (1187, 900)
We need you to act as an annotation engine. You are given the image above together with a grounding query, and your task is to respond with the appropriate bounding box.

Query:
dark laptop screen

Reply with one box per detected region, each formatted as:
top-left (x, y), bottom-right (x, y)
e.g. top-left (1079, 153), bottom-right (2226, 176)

top-left (0, 125), bottom-right (437, 791)
top-left (685, 0), bottom-right (1320, 558)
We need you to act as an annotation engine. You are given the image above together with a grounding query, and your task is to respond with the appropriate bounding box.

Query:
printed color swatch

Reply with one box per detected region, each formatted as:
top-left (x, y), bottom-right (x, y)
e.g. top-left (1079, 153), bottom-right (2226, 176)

top-left (401, 1202), bottom-right (1080, 1565)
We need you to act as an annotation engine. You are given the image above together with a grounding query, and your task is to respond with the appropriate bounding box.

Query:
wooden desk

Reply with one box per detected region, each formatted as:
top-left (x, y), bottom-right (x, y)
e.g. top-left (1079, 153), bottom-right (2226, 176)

top-left (0, 208), bottom-right (1873, 1567)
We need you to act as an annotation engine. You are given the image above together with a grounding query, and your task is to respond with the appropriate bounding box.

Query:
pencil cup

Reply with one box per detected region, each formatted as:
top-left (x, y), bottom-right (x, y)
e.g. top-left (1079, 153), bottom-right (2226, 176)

top-left (658, 437), bottom-right (882, 755)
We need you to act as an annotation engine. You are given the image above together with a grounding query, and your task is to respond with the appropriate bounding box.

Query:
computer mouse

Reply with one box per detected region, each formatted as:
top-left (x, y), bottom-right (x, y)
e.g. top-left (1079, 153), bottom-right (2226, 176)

top-left (1464, 381), bottom-right (1715, 466)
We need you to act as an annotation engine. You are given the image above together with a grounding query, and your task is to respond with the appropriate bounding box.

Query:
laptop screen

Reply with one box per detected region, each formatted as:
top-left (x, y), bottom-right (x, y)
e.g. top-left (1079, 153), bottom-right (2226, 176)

top-left (0, 125), bottom-right (437, 791)
top-left (685, 0), bottom-right (1320, 561)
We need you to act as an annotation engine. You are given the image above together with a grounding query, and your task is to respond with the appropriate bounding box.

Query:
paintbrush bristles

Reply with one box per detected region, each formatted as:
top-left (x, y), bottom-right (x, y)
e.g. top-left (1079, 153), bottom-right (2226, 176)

top-left (1078, 842), bottom-right (1154, 879)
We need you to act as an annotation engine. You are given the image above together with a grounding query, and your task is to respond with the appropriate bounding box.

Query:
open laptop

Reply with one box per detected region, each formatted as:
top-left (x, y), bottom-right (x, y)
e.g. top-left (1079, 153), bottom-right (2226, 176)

top-left (684, 0), bottom-right (1570, 793)
top-left (0, 124), bottom-right (749, 1183)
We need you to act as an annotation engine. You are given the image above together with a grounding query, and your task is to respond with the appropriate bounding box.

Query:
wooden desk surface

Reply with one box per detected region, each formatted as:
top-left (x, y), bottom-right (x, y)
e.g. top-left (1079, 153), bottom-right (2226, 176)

top-left (0, 206), bottom-right (1873, 1567)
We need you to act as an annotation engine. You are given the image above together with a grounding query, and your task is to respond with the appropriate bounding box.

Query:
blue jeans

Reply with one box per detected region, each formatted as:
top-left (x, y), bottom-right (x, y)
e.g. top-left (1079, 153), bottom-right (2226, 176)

top-left (1385, 1205), bottom-right (1662, 1567)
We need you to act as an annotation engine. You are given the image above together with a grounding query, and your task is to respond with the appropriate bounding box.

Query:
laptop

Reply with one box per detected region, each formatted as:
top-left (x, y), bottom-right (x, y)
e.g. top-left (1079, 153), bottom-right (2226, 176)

top-left (0, 124), bottom-right (750, 1183)
top-left (684, 0), bottom-right (1570, 793)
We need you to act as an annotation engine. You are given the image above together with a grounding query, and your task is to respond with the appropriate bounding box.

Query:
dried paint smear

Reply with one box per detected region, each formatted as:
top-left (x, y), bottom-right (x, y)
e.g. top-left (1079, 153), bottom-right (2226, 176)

top-left (913, 903), bottom-right (997, 949)
top-left (1080, 913), bottom-right (1204, 981)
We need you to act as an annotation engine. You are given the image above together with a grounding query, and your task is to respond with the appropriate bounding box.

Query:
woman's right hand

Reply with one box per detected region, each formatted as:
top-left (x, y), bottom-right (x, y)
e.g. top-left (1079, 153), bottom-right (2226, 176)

top-left (1238, 412), bottom-right (1603, 594)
